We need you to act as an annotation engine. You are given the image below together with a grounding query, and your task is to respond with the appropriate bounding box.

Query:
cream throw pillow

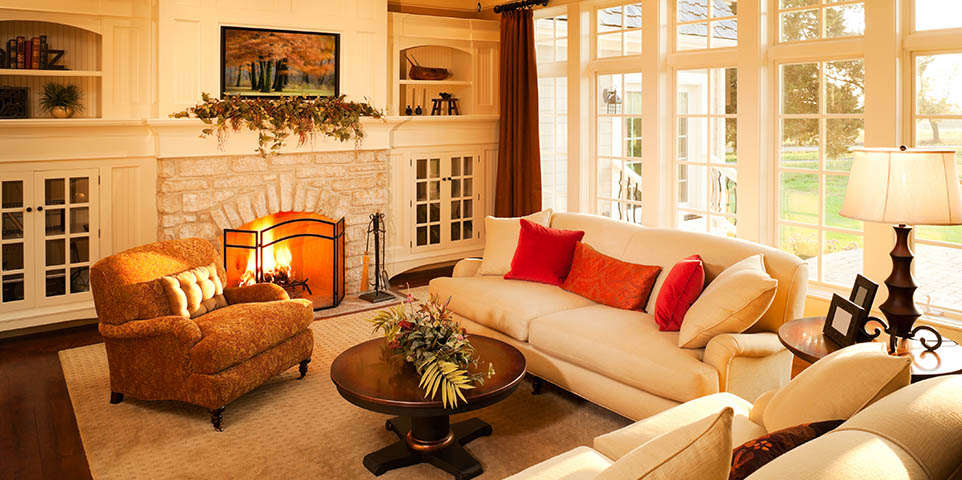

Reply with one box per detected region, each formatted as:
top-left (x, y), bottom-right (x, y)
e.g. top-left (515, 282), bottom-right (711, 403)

top-left (678, 254), bottom-right (777, 348)
top-left (160, 262), bottom-right (228, 318)
top-left (595, 407), bottom-right (734, 480)
top-left (756, 342), bottom-right (911, 432)
top-left (477, 209), bottom-right (552, 276)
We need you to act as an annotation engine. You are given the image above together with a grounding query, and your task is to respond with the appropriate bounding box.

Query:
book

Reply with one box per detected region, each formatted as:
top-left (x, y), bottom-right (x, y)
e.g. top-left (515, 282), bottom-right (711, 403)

top-left (6, 39), bottom-right (15, 68)
top-left (30, 37), bottom-right (40, 69)
top-left (16, 36), bottom-right (24, 69)
top-left (39, 36), bottom-right (48, 69)
top-left (24, 37), bottom-right (31, 69)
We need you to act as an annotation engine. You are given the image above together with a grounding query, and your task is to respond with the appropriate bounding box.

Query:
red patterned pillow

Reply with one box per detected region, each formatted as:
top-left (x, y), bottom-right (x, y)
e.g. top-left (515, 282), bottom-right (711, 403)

top-left (730, 419), bottom-right (843, 480)
top-left (504, 219), bottom-right (585, 286)
top-left (654, 254), bottom-right (705, 331)
top-left (561, 242), bottom-right (663, 311)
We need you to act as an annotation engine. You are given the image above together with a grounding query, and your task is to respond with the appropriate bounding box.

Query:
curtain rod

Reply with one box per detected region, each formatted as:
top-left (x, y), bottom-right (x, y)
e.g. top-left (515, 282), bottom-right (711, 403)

top-left (493, 0), bottom-right (548, 14)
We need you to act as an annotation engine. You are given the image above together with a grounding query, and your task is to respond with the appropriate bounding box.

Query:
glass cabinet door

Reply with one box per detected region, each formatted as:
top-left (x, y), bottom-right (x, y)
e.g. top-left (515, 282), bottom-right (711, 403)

top-left (36, 170), bottom-right (97, 303)
top-left (414, 157), bottom-right (442, 247)
top-left (1, 176), bottom-right (32, 306)
top-left (448, 155), bottom-right (477, 243)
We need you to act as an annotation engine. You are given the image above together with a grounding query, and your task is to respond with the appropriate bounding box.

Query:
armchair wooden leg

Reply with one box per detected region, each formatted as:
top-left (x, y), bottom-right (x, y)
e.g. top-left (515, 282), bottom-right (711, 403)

top-left (298, 358), bottom-right (311, 379)
top-left (109, 392), bottom-right (124, 404)
top-left (209, 407), bottom-right (225, 432)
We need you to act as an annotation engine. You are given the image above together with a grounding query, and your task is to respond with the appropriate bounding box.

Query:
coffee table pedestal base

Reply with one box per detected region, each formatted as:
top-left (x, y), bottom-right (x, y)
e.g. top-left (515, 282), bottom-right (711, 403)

top-left (363, 416), bottom-right (493, 480)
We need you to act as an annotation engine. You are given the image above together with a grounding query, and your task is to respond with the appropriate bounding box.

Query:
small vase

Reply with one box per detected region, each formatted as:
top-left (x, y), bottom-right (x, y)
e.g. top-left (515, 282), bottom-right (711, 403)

top-left (51, 106), bottom-right (74, 118)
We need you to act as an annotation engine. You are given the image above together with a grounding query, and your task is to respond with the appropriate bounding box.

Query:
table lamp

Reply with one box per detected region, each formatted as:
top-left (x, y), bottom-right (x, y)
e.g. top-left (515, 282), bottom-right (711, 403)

top-left (840, 146), bottom-right (962, 353)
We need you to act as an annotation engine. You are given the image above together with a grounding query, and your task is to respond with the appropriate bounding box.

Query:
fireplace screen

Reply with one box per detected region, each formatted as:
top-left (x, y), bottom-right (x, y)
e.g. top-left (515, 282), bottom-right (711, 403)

top-left (223, 212), bottom-right (345, 310)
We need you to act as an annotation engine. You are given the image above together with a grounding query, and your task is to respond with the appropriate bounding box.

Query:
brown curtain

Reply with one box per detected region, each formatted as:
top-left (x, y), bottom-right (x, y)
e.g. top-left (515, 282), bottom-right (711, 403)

top-left (495, 9), bottom-right (542, 217)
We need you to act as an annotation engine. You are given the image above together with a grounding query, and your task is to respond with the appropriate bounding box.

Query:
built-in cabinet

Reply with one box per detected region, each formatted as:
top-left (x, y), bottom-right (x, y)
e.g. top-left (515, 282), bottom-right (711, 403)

top-left (412, 152), bottom-right (482, 250)
top-left (1, 169), bottom-right (99, 313)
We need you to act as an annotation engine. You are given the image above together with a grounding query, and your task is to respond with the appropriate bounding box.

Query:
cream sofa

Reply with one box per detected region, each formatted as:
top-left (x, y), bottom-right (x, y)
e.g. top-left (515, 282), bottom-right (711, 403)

top-left (429, 212), bottom-right (808, 420)
top-left (505, 375), bottom-right (962, 480)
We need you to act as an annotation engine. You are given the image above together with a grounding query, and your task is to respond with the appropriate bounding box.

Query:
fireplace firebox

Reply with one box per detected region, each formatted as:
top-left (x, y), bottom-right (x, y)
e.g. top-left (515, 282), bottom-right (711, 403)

top-left (223, 212), bottom-right (345, 310)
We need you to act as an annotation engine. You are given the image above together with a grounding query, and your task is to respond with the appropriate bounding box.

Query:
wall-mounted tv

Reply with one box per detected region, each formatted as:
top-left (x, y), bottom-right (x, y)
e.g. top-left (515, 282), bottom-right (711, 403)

top-left (221, 26), bottom-right (340, 98)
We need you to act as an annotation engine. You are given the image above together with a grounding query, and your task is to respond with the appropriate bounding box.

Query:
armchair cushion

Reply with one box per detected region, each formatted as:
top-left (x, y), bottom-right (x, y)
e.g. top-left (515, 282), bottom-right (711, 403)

top-left (159, 262), bottom-right (228, 318)
top-left (224, 283), bottom-right (290, 304)
top-left (188, 299), bottom-right (313, 374)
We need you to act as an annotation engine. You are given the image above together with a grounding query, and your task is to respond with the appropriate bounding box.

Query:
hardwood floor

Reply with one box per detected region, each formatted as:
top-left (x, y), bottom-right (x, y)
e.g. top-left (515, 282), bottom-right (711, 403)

top-left (0, 261), bottom-right (805, 480)
top-left (0, 265), bottom-right (451, 480)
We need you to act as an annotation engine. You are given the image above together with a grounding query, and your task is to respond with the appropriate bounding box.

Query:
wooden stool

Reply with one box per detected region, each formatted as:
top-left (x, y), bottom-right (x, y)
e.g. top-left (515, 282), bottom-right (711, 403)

top-left (430, 98), bottom-right (443, 115)
top-left (430, 97), bottom-right (461, 116)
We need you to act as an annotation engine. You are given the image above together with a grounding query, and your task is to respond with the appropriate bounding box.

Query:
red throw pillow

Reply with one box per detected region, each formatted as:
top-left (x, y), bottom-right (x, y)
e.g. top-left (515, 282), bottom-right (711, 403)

top-left (730, 420), bottom-right (843, 480)
top-left (654, 254), bottom-right (705, 331)
top-left (561, 243), bottom-right (662, 311)
top-left (504, 219), bottom-right (585, 286)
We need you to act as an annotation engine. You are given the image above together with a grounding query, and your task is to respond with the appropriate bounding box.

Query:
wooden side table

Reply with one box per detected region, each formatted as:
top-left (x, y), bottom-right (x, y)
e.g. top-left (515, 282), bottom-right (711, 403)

top-left (777, 316), bottom-right (962, 381)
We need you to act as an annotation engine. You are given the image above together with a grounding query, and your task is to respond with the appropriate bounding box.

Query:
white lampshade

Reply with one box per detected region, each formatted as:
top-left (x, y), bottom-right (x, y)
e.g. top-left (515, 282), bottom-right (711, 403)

top-left (840, 148), bottom-right (962, 226)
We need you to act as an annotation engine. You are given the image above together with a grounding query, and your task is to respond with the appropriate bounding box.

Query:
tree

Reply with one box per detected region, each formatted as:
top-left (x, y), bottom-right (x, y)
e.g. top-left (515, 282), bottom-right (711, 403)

top-left (916, 56), bottom-right (957, 144)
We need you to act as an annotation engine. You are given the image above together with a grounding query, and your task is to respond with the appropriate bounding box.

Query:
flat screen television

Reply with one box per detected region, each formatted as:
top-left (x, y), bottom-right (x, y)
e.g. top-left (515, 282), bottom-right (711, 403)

top-left (221, 26), bottom-right (340, 98)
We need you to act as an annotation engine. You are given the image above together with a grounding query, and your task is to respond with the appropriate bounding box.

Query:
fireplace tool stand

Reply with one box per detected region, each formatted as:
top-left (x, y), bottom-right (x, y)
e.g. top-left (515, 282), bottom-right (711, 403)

top-left (360, 212), bottom-right (396, 303)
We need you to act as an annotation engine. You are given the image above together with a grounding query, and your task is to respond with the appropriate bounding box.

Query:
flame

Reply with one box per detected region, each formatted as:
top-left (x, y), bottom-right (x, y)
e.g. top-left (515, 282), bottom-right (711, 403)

top-left (238, 237), bottom-right (294, 287)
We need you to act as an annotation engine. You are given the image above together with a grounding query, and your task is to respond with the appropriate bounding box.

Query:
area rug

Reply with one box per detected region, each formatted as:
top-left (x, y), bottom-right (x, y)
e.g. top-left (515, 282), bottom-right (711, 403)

top-left (313, 285), bottom-right (410, 320)
top-left (59, 297), bottom-right (630, 480)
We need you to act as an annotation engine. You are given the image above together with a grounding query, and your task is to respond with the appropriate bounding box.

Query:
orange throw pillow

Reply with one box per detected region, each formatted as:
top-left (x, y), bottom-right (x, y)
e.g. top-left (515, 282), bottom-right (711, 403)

top-left (561, 242), bottom-right (663, 311)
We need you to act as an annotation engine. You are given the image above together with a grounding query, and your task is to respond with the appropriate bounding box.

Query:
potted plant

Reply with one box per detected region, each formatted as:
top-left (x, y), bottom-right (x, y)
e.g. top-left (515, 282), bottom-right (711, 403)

top-left (40, 83), bottom-right (84, 118)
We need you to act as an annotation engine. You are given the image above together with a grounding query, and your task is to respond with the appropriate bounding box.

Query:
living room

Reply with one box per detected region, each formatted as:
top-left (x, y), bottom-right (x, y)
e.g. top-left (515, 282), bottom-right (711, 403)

top-left (1, 0), bottom-right (961, 478)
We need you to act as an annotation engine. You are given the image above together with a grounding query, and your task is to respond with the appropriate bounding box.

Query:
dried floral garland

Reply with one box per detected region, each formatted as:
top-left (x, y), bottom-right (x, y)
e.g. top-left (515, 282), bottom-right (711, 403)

top-left (371, 294), bottom-right (495, 408)
top-left (170, 93), bottom-right (382, 157)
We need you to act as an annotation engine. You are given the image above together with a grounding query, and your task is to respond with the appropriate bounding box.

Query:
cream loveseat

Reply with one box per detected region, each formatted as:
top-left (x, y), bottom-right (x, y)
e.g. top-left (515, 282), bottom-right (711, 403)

top-left (429, 212), bottom-right (808, 420)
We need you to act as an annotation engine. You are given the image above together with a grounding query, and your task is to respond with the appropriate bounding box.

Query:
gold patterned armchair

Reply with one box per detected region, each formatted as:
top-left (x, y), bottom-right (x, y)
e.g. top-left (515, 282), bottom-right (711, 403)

top-left (90, 238), bottom-right (314, 431)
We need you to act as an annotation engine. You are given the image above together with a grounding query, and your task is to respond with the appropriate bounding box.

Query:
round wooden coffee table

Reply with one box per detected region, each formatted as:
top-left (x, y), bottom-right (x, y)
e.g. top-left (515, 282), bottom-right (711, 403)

top-left (777, 316), bottom-right (962, 381)
top-left (330, 335), bottom-right (526, 480)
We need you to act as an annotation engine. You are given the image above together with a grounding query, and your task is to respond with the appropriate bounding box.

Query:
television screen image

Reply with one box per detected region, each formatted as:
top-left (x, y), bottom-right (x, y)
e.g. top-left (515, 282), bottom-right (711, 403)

top-left (221, 26), bottom-right (339, 97)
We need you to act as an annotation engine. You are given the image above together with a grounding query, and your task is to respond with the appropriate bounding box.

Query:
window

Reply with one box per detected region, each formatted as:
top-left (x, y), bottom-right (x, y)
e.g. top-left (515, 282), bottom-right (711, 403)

top-left (539, 76), bottom-right (568, 211)
top-left (676, 0), bottom-right (737, 50)
top-left (535, 14), bottom-right (568, 63)
top-left (912, 52), bottom-right (962, 311)
top-left (915, 0), bottom-right (962, 31)
top-left (778, 1), bottom-right (864, 42)
top-left (596, 72), bottom-right (643, 223)
top-left (597, 3), bottom-right (643, 58)
top-left (675, 68), bottom-right (737, 236)
top-left (776, 59), bottom-right (864, 286)
top-left (536, 13), bottom-right (568, 212)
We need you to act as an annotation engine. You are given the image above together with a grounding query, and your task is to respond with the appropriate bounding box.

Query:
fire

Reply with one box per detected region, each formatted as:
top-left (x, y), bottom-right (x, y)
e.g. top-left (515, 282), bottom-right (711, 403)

top-left (238, 243), bottom-right (294, 286)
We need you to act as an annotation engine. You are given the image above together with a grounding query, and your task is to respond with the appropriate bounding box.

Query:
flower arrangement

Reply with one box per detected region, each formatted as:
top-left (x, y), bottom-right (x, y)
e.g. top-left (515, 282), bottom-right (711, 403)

top-left (170, 93), bottom-right (382, 157)
top-left (371, 294), bottom-right (495, 408)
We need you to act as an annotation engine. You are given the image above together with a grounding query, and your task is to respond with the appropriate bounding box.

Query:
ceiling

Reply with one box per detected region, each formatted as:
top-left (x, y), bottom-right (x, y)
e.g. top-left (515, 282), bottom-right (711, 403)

top-left (388, 0), bottom-right (502, 12)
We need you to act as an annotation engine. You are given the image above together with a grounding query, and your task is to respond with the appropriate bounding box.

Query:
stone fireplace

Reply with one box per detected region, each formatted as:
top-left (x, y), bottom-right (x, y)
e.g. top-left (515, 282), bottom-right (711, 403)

top-left (156, 150), bottom-right (389, 297)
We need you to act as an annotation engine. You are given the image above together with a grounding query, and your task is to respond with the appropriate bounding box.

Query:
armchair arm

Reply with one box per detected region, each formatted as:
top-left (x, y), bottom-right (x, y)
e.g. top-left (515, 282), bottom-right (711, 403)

top-left (704, 332), bottom-right (793, 402)
top-left (452, 258), bottom-right (482, 277)
top-left (98, 315), bottom-right (202, 345)
top-left (224, 283), bottom-right (290, 304)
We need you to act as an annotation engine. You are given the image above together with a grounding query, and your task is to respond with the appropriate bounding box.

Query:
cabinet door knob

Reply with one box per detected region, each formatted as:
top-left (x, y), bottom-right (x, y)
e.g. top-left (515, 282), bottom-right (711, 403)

top-left (25, 207), bottom-right (32, 212)
top-left (37, 206), bottom-right (43, 211)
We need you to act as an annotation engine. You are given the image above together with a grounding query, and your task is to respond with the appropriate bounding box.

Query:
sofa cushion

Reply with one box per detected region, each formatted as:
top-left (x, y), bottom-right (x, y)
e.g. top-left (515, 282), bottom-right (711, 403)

top-left (654, 254), bottom-right (704, 331)
top-left (478, 209), bottom-right (552, 276)
top-left (159, 262), bottom-right (228, 318)
top-left (744, 430), bottom-right (927, 480)
top-left (505, 219), bottom-right (585, 286)
top-left (527, 305), bottom-right (719, 403)
top-left (757, 342), bottom-right (911, 432)
top-left (730, 419), bottom-right (844, 480)
top-left (594, 392), bottom-right (765, 461)
top-left (679, 254), bottom-right (777, 348)
top-left (188, 299), bottom-right (314, 374)
top-left (503, 446), bottom-right (613, 480)
top-left (429, 276), bottom-right (595, 341)
top-left (561, 242), bottom-right (662, 311)
top-left (596, 407), bottom-right (733, 480)
top-left (832, 375), bottom-right (962, 480)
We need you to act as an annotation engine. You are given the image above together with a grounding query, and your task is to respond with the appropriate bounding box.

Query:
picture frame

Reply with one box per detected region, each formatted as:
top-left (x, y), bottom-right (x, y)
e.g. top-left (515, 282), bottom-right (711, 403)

top-left (823, 293), bottom-right (866, 347)
top-left (220, 26), bottom-right (340, 98)
top-left (848, 274), bottom-right (878, 314)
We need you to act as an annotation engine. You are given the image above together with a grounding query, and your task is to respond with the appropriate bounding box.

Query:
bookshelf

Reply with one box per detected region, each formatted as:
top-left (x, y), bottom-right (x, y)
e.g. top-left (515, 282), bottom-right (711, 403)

top-left (0, 20), bottom-right (103, 118)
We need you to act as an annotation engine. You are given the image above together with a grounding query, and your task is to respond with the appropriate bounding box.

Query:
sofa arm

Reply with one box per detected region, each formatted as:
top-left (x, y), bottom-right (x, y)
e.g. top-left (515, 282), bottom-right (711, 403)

top-left (98, 315), bottom-right (202, 344)
top-left (224, 283), bottom-right (290, 304)
top-left (452, 258), bottom-right (482, 277)
top-left (704, 332), bottom-right (793, 402)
